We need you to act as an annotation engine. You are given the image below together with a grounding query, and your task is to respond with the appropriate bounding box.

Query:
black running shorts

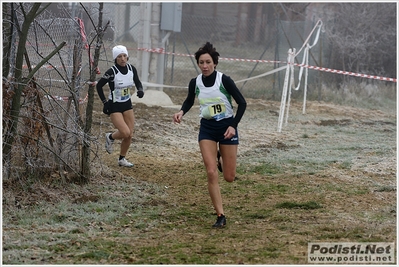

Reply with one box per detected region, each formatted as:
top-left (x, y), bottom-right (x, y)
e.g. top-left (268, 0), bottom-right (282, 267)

top-left (108, 99), bottom-right (133, 114)
top-left (198, 117), bottom-right (239, 145)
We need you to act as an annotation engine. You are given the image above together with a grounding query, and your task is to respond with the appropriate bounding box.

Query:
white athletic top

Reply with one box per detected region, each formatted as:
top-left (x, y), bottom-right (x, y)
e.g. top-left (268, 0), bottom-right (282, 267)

top-left (196, 71), bottom-right (234, 121)
top-left (108, 64), bottom-right (135, 103)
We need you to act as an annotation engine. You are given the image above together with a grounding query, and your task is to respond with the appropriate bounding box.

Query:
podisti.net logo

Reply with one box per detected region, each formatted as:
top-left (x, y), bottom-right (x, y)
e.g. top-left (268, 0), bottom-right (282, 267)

top-left (308, 242), bottom-right (395, 264)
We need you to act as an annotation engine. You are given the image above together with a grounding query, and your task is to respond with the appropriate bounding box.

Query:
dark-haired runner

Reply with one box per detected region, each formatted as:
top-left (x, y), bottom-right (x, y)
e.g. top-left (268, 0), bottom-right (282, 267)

top-left (173, 42), bottom-right (247, 228)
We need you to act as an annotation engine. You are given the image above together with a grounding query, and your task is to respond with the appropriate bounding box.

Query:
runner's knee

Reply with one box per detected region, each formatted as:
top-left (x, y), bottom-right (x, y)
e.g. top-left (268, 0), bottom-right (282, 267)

top-left (224, 174), bottom-right (235, 183)
top-left (206, 169), bottom-right (219, 182)
top-left (119, 128), bottom-right (131, 139)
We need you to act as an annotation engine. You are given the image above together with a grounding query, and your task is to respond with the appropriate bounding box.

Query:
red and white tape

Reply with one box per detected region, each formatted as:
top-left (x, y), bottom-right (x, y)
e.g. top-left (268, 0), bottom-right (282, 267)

top-left (293, 63), bottom-right (397, 82)
top-left (45, 93), bottom-right (88, 104)
top-left (138, 47), bottom-right (396, 83)
top-left (138, 47), bottom-right (283, 64)
top-left (37, 46), bottom-right (397, 105)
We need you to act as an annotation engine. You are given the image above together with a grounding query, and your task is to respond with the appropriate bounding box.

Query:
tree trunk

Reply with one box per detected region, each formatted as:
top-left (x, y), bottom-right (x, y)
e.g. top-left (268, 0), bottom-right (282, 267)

top-left (80, 3), bottom-right (109, 181)
top-left (3, 3), bottom-right (51, 164)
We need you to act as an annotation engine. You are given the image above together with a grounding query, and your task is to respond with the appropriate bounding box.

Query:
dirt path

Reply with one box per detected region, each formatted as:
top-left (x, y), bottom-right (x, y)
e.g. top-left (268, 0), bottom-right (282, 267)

top-left (96, 90), bottom-right (396, 263)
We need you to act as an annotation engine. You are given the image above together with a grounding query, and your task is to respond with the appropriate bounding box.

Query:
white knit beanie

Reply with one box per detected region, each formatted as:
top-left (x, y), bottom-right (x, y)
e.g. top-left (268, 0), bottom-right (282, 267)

top-left (112, 45), bottom-right (128, 60)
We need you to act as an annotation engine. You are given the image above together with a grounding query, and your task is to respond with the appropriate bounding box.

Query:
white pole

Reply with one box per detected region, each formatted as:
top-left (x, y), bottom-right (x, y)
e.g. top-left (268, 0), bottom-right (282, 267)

top-left (285, 48), bottom-right (295, 125)
top-left (141, 2), bottom-right (152, 90)
top-left (277, 49), bottom-right (292, 133)
top-left (157, 31), bottom-right (171, 91)
top-left (303, 44), bottom-right (309, 114)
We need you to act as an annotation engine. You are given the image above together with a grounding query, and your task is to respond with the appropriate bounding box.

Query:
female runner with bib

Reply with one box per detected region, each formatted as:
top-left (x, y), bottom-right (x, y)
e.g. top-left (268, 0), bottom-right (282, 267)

top-left (96, 45), bottom-right (144, 167)
top-left (173, 42), bottom-right (247, 228)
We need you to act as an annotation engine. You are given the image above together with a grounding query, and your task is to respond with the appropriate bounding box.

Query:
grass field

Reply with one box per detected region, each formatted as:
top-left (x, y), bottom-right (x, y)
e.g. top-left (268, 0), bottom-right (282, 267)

top-left (2, 88), bottom-right (396, 264)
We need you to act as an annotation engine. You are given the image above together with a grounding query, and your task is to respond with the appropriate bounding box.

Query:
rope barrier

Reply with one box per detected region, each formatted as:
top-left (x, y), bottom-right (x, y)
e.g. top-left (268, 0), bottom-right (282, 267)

top-left (293, 63), bottom-right (397, 82)
top-left (38, 23), bottom-right (396, 114)
top-left (44, 93), bottom-right (88, 105)
top-left (137, 44), bottom-right (396, 83)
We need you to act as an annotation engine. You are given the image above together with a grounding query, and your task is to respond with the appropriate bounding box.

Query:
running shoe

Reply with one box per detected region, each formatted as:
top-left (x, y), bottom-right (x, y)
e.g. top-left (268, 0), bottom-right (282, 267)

top-left (118, 158), bottom-right (134, 167)
top-left (212, 214), bottom-right (226, 228)
top-left (105, 133), bottom-right (114, 154)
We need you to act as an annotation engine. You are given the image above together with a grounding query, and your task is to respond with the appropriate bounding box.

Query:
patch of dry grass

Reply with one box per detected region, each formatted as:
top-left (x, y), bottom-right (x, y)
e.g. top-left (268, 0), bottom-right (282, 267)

top-left (2, 92), bottom-right (396, 264)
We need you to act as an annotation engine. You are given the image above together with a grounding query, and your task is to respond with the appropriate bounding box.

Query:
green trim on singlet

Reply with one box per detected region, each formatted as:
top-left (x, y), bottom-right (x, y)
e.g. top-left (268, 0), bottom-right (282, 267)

top-left (195, 85), bottom-right (200, 97)
top-left (196, 78), bottom-right (233, 107)
top-left (219, 83), bottom-right (233, 107)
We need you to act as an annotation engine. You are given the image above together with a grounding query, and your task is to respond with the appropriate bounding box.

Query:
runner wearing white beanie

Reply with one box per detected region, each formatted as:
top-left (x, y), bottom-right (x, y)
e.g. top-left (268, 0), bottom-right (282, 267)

top-left (112, 45), bottom-right (128, 60)
top-left (96, 44), bottom-right (144, 168)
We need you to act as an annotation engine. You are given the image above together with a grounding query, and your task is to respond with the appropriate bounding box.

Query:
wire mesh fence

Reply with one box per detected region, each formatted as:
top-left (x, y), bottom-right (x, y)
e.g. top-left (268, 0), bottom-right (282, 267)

top-left (99, 3), bottom-right (326, 102)
top-left (4, 6), bottom-right (89, 179)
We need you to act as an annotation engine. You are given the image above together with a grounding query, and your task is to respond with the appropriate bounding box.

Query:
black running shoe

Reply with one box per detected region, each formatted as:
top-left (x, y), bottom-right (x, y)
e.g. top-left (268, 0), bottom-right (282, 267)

top-left (217, 150), bottom-right (223, 172)
top-left (212, 214), bottom-right (226, 228)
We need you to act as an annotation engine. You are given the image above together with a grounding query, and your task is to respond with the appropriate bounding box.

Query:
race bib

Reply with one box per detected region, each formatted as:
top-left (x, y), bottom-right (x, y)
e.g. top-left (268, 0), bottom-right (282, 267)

top-left (202, 103), bottom-right (226, 120)
top-left (113, 87), bottom-right (131, 102)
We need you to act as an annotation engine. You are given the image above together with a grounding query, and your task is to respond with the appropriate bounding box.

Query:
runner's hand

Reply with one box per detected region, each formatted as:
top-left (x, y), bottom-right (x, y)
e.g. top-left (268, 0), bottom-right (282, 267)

top-left (173, 111), bottom-right (184, 124)
top-left (103, 101), bottom-right (111, 115)
top-left (224, 126), bottom-right (236, 139)
top-left (137, 90), bottom-right (144, 98)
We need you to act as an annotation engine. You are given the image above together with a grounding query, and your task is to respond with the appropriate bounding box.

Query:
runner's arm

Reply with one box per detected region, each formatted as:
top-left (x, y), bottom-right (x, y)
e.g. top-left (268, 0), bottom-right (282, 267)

top-left (180, 78), bottom-right (196, 115)
top-left (131, 65), bottom-right (143, 91)
top-left (222, 74), bottom-right (247, 128)
top-left (96, 68), bottom-right (114, 103)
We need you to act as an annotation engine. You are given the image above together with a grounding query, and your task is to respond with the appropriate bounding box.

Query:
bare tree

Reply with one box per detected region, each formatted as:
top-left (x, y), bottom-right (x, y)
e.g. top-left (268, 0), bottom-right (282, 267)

top-left (323, 3), bottom-right (396, 80)
top-left (3, 3), bottom-right (52, 165)
top-left (79, 3), bottom-right (110, 181)
top-left (2, 3), bottom-right (109, 184)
